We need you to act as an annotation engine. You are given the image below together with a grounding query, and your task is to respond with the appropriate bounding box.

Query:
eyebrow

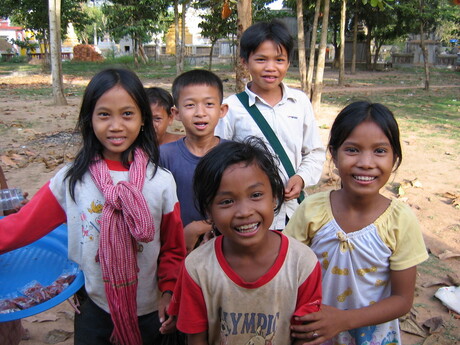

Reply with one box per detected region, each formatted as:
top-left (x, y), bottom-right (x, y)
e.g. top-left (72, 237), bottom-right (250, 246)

top-left (215, 182), bottom-right (266, 196)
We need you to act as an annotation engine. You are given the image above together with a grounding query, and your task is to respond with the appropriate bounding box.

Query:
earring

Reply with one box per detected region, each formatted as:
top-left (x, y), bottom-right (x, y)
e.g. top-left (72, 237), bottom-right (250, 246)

top-left (141, 125), bottom-right (144, 132)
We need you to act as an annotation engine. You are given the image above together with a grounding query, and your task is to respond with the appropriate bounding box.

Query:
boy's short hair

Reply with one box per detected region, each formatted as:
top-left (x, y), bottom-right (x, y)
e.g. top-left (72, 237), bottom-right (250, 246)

top-left (240, 19), bottom-right (294, 62)
top-left (172, 69), bottom-right (224, 105)
top-left (145, 87), bottom-right (174, 116)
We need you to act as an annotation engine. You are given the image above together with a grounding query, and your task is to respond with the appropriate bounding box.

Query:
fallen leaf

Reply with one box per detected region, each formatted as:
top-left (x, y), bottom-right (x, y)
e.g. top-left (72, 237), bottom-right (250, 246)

top-left (447, 273), bottom-right (460, 286)
top-left (44, 329), bottom-right (73, 344)
top-left (411, 178), bottom-right (423, 188)
top-left (438, 250), bottom-right (460, 260)
top-left (27, 314), bottom-right (58, 323)
top-left (423, 316), bottom-right (443, 334)
top-left (0, 155), bottom-right (17, 167)
top-left (421, 280), bottom-right (449, 288)
top-left (400, 317), bottom-right (427, 337)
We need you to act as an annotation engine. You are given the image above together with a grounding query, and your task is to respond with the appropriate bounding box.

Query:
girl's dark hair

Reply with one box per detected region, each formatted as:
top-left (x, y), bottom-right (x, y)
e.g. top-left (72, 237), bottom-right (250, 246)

top-left (240, 19), bottom-right (294, 62)
top-left (328, 101), bottom-right (402, 170)
top-left (145, 87), bottom-right (174, 116)
top-left (193, 136), bottom-right (285, 219)
top-left (66, 68), bottom-right (159, 200)
top-left (172, 69), bottom-right (224, 105)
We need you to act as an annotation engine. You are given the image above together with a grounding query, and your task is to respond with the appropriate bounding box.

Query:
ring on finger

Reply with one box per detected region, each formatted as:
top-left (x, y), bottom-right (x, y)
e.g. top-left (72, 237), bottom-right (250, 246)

top-left (312, 331), bottom-right (319, 338)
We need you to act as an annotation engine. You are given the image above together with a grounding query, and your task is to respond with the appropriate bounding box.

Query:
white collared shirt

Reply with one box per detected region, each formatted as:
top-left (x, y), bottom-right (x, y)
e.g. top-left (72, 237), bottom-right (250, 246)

top-left (215, 83), bottom-right (326, 229)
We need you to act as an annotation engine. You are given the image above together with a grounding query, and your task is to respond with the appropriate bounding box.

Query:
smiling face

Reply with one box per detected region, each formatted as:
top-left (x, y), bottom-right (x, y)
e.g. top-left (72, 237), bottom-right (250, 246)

top-left (151, 103), bottom-right (173, 144)
top-left (332, 120), bottom-right (395, 199)
top-left (209, 162), bottom-right (276, 249)
top-left (243, 40), bottom-right (290, 98)
top-left (172, 84), bottom-right (227, 140)
top-left (92, 85), bottom-right (143, 161)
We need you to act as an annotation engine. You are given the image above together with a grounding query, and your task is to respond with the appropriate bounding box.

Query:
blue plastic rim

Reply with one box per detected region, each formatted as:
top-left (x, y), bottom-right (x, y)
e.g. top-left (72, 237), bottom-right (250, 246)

top-left (0, 221), bottom-right (84, 322)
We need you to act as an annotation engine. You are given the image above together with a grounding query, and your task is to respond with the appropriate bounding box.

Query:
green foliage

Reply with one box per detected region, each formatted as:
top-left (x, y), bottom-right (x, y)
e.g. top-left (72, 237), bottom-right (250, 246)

top-left (0, 0), bottom-right (87, 40)
top-left (72, 2), bottom-right (106, 45)
top-left (102, 0), bottom-right (171, 44)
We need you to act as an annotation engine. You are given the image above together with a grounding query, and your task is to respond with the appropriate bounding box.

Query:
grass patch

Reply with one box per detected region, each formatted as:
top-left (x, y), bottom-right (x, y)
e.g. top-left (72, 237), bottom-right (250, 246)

top-left (323, 87), bottom-right (460, 140)
top-left (417, 254), bottom-right (454, 278)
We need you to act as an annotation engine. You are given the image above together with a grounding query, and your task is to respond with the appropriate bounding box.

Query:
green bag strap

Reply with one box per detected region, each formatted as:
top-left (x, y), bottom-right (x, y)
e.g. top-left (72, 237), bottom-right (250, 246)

top-left (236, 92), bottom-right (304, 203)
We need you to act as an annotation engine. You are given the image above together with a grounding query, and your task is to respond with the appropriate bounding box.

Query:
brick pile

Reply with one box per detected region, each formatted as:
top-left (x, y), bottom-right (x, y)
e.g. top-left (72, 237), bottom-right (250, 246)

top-left (72, 44), bottom-right (104, 62)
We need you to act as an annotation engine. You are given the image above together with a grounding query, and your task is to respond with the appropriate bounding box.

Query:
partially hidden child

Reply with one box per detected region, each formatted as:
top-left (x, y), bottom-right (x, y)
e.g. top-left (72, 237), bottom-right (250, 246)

top-left (160, 69), bottom-right (229, 253)
top-left (0, 68), bottom-right (186, 345)
top-left (145, 86), bottom-right (184, 145)
top-left (215, 20), bottom-right (326, 230)
top-left (169, 137), bottom-right (322, 345)
top-left (285, 101), bottom-right (428, 345)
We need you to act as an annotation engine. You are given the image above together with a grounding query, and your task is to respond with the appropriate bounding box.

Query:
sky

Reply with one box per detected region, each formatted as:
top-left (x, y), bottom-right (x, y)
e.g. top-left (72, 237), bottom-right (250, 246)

top-left (267, 0), bottom-right (284, 10)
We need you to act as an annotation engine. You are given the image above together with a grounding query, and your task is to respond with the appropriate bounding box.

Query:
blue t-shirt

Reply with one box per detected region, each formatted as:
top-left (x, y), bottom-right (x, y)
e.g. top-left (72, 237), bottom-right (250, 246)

top-left (160, 137), bottom-right (228, 226)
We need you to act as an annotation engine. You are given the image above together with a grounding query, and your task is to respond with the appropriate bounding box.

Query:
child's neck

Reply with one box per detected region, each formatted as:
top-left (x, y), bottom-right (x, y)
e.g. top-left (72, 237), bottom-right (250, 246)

top-left (331, 190), bottom-right (391, 233)
top-left (222, 231), bottom-right (281, 283)
top-left (248, 82), bottom-right (283, 107)
top-left (184, 135), bottom-right (220, 157)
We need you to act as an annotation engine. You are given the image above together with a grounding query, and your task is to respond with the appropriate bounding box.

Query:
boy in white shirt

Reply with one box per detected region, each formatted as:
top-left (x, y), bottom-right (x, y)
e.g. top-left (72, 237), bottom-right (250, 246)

top-left (215, 20), bottom-right (325, 230)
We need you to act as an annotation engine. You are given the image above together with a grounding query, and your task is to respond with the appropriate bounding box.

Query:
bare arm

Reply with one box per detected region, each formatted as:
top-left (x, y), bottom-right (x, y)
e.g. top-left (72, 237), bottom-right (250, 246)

top-left (183, 221), bottom-right (212, 254)
top-left (291, 266), bottom-right (417, 344)
top-left (187, 331), bottom-right (208, 345)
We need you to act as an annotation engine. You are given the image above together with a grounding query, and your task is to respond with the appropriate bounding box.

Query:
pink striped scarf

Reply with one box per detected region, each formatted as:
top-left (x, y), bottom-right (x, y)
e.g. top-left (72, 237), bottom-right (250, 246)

top-left (89, 148), bottom-right (155, 345)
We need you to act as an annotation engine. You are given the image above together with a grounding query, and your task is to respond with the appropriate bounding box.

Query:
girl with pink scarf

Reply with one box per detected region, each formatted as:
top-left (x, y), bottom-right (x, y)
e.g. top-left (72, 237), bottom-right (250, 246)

top-left (0, 68), bottom-right (186, 345)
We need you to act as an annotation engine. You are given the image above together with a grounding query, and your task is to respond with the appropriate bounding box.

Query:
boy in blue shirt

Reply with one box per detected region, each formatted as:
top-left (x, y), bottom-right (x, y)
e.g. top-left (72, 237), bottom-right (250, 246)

top-left (160, 69), bottom-right (228, 253)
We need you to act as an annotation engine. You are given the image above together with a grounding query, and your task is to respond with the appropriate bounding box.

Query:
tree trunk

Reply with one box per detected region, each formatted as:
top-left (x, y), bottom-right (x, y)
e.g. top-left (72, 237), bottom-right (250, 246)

top-left (338, 0), bottom-right (346, 85)
top-left (419, 0), bottom-right (430, 90)
top-left (365, 24), bottom-right (372, 70)
top-left (306, 0), bottom-right (321, 97)
top-left (174, 0), bottom-right (181, 75)
top-left (209, 42), bottom-right (215, 70)
top-left (180, 2), bottom-right (187, 73)
top-left (311, 0), bottom-right (330, 112)
top-left (48, 0), bottom-right (67, 105)
top-left (296, 0), bottom-right (307, 93)
top-left (139, 44), bottom-right (149, 64)
top-left (133, 37), bottom-right (139, 68)
top-left (351, 3), bottom-right (358, 74)
top-left (236, 0), bottom-right (252, 92)
top-left (373, 43), bottom-right (381, 70)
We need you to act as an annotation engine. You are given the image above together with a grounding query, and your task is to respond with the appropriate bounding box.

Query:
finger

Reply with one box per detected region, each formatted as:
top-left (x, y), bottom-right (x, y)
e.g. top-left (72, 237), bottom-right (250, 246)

top-left (158, 308), bottom-right (166, 323)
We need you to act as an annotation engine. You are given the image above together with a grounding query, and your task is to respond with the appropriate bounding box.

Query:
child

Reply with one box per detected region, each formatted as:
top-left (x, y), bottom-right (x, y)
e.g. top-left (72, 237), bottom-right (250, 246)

top-left (145, 87), bottom-right (184, 145)
top-left (169, 137), bottom-right (322, 345)
top-left (0, 165), bottom-right (26, 345)
top-left (215, 20), bottom-right (326, 230)
top-left (160, 69), bottom-right (228, 253)
top-left (0, 68), bottom-right (186, 345)
top-left (285, 101), bottom-right (428, 345)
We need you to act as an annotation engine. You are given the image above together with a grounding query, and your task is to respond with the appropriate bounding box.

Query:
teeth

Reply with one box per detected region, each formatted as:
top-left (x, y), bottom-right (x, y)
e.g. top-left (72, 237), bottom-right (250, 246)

top-left (235, 223), bottom-right (258, 233)
top-left (354, 176), bottom-right (375, 181)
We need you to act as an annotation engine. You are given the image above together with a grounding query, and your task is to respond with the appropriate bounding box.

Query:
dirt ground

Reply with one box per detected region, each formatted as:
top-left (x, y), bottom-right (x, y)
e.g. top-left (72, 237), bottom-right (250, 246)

top-left (0, 70), bottom-right (459, 345)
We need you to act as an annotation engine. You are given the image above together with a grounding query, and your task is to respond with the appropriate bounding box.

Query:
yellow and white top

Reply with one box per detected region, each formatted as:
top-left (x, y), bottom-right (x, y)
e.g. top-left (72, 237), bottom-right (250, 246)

top-left (285, 190), bottom-right (428, 345)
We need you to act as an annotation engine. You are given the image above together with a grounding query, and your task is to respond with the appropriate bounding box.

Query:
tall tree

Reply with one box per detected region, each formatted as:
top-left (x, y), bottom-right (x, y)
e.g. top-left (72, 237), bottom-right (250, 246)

top-left (49, 0), bottom-right (67, 105)
top-left (236, 0), bottom-right (252, 92)
top-left (338, 0), bottom-right (346, 85)
top-left (296, 0), bottom-right (308, 92)
top-left (311, 0), bottom-right (331, 112)
top-left (193, 0), bottom-right (236, 70)
top-left (103, 0), bottom-right (170, 67)
top-left (306, 0), bottom-right (322, 98)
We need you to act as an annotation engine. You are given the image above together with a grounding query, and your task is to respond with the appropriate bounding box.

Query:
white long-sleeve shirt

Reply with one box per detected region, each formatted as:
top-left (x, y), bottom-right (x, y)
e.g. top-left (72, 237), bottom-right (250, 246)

top-left (215, 83), bottom-right (326, 229)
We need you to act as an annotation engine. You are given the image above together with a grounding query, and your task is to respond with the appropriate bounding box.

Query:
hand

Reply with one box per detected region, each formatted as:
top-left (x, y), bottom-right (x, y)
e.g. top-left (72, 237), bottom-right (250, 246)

top-left (284, 175), bottom-right (304, 201)
top-left (183, 221), bottom-right (212, 254)
top-left (291, 304), bottom-right (346, 344)
top-left (4, 192), bottom-right (29, 215)
top-left (159, 314), bottom-right (176, 335)
top-left (158, 292), bottom-right (175, 334)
